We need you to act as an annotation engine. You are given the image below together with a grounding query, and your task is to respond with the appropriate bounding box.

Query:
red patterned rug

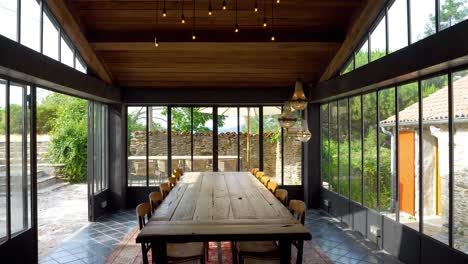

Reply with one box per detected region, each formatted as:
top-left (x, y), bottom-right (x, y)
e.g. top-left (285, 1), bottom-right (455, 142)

top-left (105, 227), bottom-right (333, 264)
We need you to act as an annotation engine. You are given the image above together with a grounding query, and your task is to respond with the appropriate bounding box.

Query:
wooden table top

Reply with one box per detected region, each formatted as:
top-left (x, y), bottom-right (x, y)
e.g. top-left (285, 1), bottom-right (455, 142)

top-left (136, 172), bottom-right (311, 243)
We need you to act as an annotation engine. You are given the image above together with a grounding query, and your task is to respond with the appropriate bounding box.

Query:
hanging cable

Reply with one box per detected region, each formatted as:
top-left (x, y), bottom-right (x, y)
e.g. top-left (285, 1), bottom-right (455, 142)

top-left (263, 0), bottom-right (267, 27)
top-left (155, 0), bottom-right (159, 46)
top-left (162, 0), bottom-right (166, 17)
top-left (181, 0), bottom-right (185, 23)
top-left (193, 0), bottom-right (196, 39)
top-left (234, 0), bottom-right (239, 32)
top-left (271, 0), bottom-right (275, 40)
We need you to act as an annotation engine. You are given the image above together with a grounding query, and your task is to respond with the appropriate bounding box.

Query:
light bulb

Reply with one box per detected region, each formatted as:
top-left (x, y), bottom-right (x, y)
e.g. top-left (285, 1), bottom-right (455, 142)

top-left (209, 4), bottom-right (212, 15)
top-left (209, 11), bottom-right (212, 15)
top-left (154, 37), bottom-right (159, 47)
top-left (235, 23), bottom-right (239, 33)
top-left (222, 0), bottom-right (226, 10)
top-left (181, 14), bottom-right (185, 23)
top-left (276, 0), bottom-right (280, 3)
top-left (271, 36), bottom-right (275, 41)
top-left (263, 18), bottom-right (267, 27)
top-left (254, 2), bottom-right (258, 12)
top-left (192, 33), bottom-right (196, 40)
top-left (162, 8), bottom-right (166, 17)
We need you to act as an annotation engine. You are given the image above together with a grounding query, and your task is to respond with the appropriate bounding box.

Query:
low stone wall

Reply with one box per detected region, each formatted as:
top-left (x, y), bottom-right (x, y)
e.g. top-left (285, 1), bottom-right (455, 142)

top-left (129, 131), bottom-right (302, 184)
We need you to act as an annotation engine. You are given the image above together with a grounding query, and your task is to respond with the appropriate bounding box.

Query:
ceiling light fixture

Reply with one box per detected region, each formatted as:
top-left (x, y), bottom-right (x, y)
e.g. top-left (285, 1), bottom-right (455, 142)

top-left (162, 0), bottom-right (166, 16)
top-left (276, 0), bottom-right (280, 3)
top-left (208, 0), bottom-right (212, 15)
top-left (222, 0), bottom-right (227, 10)
top-left (254, 0), bottom-right (258, 12)
top-left (290, 79), bottom-right (308, 110)
top-left (271, 0), bottom-right (275, 40)
top-left (155, 0), bottom-right (159, 47)
top-left (181, 0), bottom-right (185, 23)
top-left (263, 0), bottom-right (267, 27)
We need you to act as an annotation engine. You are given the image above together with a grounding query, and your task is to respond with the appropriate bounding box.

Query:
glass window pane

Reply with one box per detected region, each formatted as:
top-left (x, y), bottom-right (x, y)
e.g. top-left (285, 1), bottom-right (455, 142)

top-left (0, 80), bottom-right (6, 241)
top-left (240, 107), bottom-right (259, 172)
top-left (363, 93), bottom-right (378, 210)
top-left (102, 105), bottom-right (108, 191)
top-left (410, 0), bottom-right (436, 43)
top-left (20, 0), bottom-right (40, 51)
top-left (370, 16), bottom-right (386, 62)
top-left (149, 106), bottom-right (167, 185)
top-left (171, 107), bottom-right (192, 173)
top-left (338, 99), bottom-right (349, 197)
top-left (284, 129), bottom-right (302, 185)
top-left (218, 107), bottom-right (238, 172)
top-left (341, 58), bottom-right (354, 75)
top-left (263, 106), bottom-right (282, 184)
top-left (0, 0), bottom-right (17, 41)
top-left (42, 10), bottom-right (59, 60)
top-left (75, 55), bottom-right (87, 73)
top-left (439, 0), bottom-right (468, 31)
top-left (355, 40), bottom-right (369, 69)
top-left (421, 75), bottom-right (449, 245)
top-left (329, 101), bottom-right (338, 192)
top-left (350, 96), bottom-right (362, 203)
top-left (452, 69), bottom-right (468, 254)
top-left (321, 104), bottom-right (330, 189)
top-left (193, 107), bottom-right (213, 171)
top-left (388, 0), bottom-right (408, 53)
top-left (93, 103), bottom-right (102, 193)
top-left (396, 82), bottom-right (419, 230)
top-left (127, 107), bottom-right (147, 186)
top-left (60, 36), bottom-right (74, 67)
top-left (9, 83), bottom-right (29, 235)
top-left (378, 88), bottom-right (396, 220)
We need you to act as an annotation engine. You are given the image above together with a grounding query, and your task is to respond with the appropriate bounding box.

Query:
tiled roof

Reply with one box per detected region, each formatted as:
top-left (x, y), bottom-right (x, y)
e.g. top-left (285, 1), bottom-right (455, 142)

top-left (381, 75), bottom-right (468, 125)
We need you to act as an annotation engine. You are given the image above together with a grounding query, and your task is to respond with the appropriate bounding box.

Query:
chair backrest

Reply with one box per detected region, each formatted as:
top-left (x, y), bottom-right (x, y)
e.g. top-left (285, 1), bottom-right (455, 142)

top-left (275, 189), bottom-right (288, 206)
top-left (173, 168), bottom-right (183, 178)
top-left (251, 168), bottom-right (259, 176)
top-left (160, 182), bottom-right (171, 199)
top-left (267, 181), bottom-right (278, 194)
top-left (169, 176), bottom-right (177, 189)
top-left (289, 200), bottom-right (306, 225)
top-left (136, 202), bottom-right (152, 230)
top-left (260, 176), bottom-right (270, 186)
top-left (255, 171), bottom-right (264, 180)
top-left (149, 192), bottom-right (163, 213)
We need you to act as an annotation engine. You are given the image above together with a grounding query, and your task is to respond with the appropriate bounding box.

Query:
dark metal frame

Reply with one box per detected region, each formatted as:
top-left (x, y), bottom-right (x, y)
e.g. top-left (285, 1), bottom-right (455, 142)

top-left (318, 64), bottom-right (468, 254)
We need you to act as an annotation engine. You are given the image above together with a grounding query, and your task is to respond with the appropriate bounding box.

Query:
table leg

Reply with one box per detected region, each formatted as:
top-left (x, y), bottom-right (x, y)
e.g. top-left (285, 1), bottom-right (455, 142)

top-left (152, 241), bottom-right (167, 264)
top-left (278, 240), bottom-right (292, 264)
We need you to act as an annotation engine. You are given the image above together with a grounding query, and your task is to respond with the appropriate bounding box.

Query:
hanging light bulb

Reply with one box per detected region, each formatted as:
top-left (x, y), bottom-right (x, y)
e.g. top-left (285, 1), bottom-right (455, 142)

top-left (208, 1), bottom-right (212, 15)
top-left (290, 79), bottom-right (308, 110)
top-left (162, 7), bottom-right (167, 17)
top-left (235, 23), bottom-right (239, 33)
top-left (154, 36), bottom-right (159, 47)
top-left (155, 0), bottom-right (159, 47)
top-left (181, 13), bottom-right (185, 23)
top-left (222, 0), bottom-right (226, 10)
top-left (271, 35), bottom-right (275, 41)
top-left (254, 1), bottom-right (258, 12)
top-left (276, 0), bottom-right (280, 3)
top-left (278, 101), bottom-right (297, 129)
top-left (192, 33), bottom-right (196, 40)
top-left (263, 18), bottom-right (267, 27)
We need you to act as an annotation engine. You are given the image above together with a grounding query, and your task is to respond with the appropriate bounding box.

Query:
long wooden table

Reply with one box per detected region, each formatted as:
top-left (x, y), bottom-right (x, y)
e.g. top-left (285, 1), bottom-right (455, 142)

top-left (136, 172), bottom-right (311, 264)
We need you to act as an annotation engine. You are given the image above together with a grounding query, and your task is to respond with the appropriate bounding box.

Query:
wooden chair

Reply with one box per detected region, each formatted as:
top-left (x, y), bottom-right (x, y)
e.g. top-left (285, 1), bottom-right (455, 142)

top-left (168, 176), bottom-right (177, 189)
top-left (274, 189), bottom-right (288, 206)
top-left (267, 181), bottom-right (278, 194)
top-left (136, 203), bottom-right (206, 264)
top-left (173, 168), bottom-right (183, 179)
top-left (136, 203), bottom-right (152, 264)
top-left (251, 168), bottom-right (259, 176)
top-left (289, 200), bottom-right (306, 264)
top-left (149, 192), bottom-right (163, 213)
top-left (160, 182), bottom-right (171, 199)
top-left (260, 176), bottom-right (270, 187)
top-left (255, 171), bottom-right (264, 180)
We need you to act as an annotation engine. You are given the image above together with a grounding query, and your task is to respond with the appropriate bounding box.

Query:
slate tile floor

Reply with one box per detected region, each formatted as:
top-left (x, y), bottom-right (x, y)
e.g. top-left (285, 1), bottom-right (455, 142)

top-left (305, 210), bottom-right (404, 264)
top-left (40, 209), bottom-right (403, 264)
top-left (39, 210), bottom-right (136, 264)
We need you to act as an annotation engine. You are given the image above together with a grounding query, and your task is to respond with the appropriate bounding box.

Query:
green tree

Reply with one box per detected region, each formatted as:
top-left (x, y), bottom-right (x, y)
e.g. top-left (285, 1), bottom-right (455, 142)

top-left (425, 0), bottom-right (468, 35)
top-left (46, 93), bottom-right (88, 183)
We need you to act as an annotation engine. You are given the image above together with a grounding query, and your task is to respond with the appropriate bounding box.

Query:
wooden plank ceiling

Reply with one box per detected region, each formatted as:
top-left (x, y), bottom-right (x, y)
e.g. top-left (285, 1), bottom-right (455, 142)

top-left (67, 0), bottom-right (366, 88)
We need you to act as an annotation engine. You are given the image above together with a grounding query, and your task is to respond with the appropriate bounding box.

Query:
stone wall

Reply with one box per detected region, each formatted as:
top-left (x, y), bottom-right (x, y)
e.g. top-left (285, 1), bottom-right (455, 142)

top-left (128, 131), bottom-right (302, 184)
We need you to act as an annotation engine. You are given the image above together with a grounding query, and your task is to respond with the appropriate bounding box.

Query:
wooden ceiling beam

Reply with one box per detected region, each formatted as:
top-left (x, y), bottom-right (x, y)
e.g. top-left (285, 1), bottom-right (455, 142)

top-left (318, 0), bottom-right (386, 82)
top-left (87, 29), bottom-right (345, 43)
top-left (46, 0), bottom-right (113, 84)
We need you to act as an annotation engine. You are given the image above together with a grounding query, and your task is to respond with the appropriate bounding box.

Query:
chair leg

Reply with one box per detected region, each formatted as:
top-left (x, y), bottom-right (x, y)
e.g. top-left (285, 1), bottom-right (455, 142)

top-left (141, 244), bottom-right (149, 264)
top-left (296, 240), bottom-right (303, 264)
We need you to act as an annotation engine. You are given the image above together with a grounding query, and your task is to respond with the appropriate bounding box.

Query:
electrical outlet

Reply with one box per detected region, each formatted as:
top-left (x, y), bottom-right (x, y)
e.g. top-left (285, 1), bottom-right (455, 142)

top-left (323, 199), bottom-right (329, 207)
top-left (369, 225), bottom-right (381, 245)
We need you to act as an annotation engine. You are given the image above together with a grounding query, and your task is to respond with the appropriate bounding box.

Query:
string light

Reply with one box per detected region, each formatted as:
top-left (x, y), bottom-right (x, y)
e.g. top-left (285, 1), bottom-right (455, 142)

top-left (263, 0), bottom-right (267, 27)
top-left (162, 0), bottom-right (166, 16)
top-left (208, 0), bottom-right (212, 15)
top-left (234, 0), bottom-right (239, 33)
top-left (192, 0), bottom-right (196, 39)
top-left (222, 0), bottom-right (226, 10)
top-left (254, 1), bottom-right (258, 12)
top-left (155, 0), bottom-right (159, 47)
top-left (181, 0), bottom-right (185, 23)
top-left (276, 0), bottom-right (280, 3)
top-left (271, 0), bottom-right (275, 41)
